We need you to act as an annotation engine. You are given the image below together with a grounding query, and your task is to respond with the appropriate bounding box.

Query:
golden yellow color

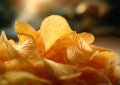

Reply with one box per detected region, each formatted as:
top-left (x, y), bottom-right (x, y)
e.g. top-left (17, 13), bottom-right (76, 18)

top-left (0, 15), bottom-right (119, 85)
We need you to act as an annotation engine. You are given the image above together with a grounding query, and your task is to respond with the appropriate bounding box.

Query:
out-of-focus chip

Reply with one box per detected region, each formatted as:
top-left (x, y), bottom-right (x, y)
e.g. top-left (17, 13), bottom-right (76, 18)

top-left (79, 67), bottom-right (112, 85)
top-left (4, 71), bottom-right (51, 85)
top-left (0, 32), bottom-right (11, 62)
top-left (0, 61), bottom-right (6, 74)
top-left (5, 59), bottom-right (35, 73)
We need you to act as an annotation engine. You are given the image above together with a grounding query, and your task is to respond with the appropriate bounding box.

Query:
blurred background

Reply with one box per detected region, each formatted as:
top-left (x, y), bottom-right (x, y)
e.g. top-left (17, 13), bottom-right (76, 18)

top-left (0, 0), bottom-right (120, 54)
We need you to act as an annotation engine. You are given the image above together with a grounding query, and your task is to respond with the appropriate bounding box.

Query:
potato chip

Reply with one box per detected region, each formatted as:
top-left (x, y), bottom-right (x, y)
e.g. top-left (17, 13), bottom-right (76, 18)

top-left (38, 15), bottom-right (72, 51)
top-left (2, 34), bottom-right (41, 62)
top-left (78, 32), bottom-right (95, 44)
top-left (15, 21), bottom-right (45, 55)
top-left (91, 45), bottom-right (117, 54)
top-left (44, 59), bottom-right (81, 80)
top-left (45, 32), bottom-right (93, 64)
top-left (0, 32), bottom-right (11, 62)
top-left (32, 60), bottom-right (52, 79)
top-left (18, 35), bottom-right (30, 44)
top-left (15, 21), bottom-right (35, 45)
top-left (0, 15), bottom-right (119, 85)
top-left (60, 78), bottom-right (89, 85)
top-left (15, 21), bottom-right (36, 39)
top-left (79, 67), bottom-right (112, 85)
top-left (75, 36), bottom-right (92, 52)
top-left (0, 42), bottom-right (10, 62)
top-left (86, 52), bottom-right (110, 70)
top-left (4, 71), bottom-right (51, 85)
top-left (2, 34), bottom-right (20, 59)
top-left (106, 62), bottom-right (119, 84)
top-left (16, 39), bottom-right (42, 62)
top-left (111, 64), bottom-right (120, 79)
top-left (91, 45), bottom-right (117, 61)
top-left (5, 59), bottom-right (35, 73)
top-left (8, 39), bottom-right (16, 45)
top-left (35, 33), bottom-right (45, 55)
top-left (44, 38), bottom-right (73, 63)
top-left (0, 61), bottom-right (6, 74)
top-left (67, 46), bottom-right (90, 65)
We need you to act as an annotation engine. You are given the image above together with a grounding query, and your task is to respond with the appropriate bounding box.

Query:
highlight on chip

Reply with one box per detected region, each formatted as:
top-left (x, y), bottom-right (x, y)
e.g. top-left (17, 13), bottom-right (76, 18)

top-left (0, 15), bottom-right (120, 85)
top-left (38, 15), bottom-right (72, 51)
top-left (78, 32), bottom-right (95, 44)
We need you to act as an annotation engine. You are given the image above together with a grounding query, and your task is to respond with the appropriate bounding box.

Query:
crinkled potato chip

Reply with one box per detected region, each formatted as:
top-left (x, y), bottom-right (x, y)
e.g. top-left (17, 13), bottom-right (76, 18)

top-left (44, 59), bottom-right (81, 80)
top-left (0, 32), bottom-right (11, 62)
top-left (67, 46), bottom-right (91, 65)
top-left (0, 61), bottom-right (6, 74)
top-left (0, 15), bottom-right (119, 85)
top-left (79, 67), bottom-right (112, 85)
top-left (38, 15), bottom-right (72, 51)
top-left (15, 21), bottom-right (45, 55)
top-left (75, 36), bottom-right (92, 53)
top-left (78, 32), bottom-right (95, 44)
top-left (4, 71), bottom-right (51, 85)
top-left (15, 21), bottom-right (36, 38)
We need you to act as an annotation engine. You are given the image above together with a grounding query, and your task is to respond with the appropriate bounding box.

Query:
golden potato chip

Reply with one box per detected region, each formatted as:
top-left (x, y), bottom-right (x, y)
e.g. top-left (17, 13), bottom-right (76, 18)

top-left (18, 35), bottom-right (30, 44)
top-left (106, 62), bottom-right (119, 84)
top-left (75, 36), bottom-right (92, 52)
top-left (15, 21), bottom-right (35, 44)
top-left (35, 33), bottom-right (45, 55)
top-left (44, 59), bottom-right (81, 80)
top-left (0, 61), bottom-right (6, 74)
top-left (86, 52), bottom-right (110, 70)
top-left (3, 35), bottom-right (41, 62)
top-left (0, 32), bottom-right (11, 62)
top-left (16, 39), bottom-right (42, 62)
top-left (15, 21), bottom-right (45, 55)
top-left (45, 32), bottom-right (93, 64)
top-left (44, 38), bottom-right (73, 64)
top-left (8, 39), bottom-right (16, 45)
top-left (0, 15), bottom-right (119, 85)
top-left (91, 45), bottom-right (117, 60)
top-left (0, 79), bottom-right (9, 85)
top-left (32, 60), bottom-right (52, 79)
top-left (91, 45), bottom-right (117, 53)
top-left (5, 59), bottom-right (35, 73)
top-left (2, 35), bottom-right (20, 59)
top-left (39, 15), bottom-right (72, 51)
top-left (78, 32), bottom-right (95, 44)
top-left (67, 46), bottom-right (90, 65)
top-left (15, 21), bottom-right (36, 38)
top-left (0, 42), bottom-right (10, 62)
top-left (111, 64), bottom-right (120, 79)
top-left (45, 49), bottom-right (68, 64)
top-left (4, 71), bottom-right (51, 85)
top-left (79, 67), bottom-right (112, 85)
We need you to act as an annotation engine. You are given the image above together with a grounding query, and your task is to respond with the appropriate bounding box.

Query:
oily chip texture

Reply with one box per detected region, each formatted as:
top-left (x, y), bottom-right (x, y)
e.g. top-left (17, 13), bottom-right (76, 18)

top-left (0, 15), bottom-right (120, 85)
top-left (38, 15), bottom-right (72, 51)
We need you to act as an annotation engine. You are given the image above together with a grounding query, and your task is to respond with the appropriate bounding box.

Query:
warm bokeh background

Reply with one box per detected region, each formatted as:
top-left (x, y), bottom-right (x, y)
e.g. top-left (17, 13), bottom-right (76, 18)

top-left (0, 0), bottom-right (120, 54)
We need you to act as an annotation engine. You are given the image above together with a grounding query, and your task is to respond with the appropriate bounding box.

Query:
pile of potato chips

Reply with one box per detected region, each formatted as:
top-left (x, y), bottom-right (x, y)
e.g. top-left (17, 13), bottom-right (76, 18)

top-left (0, 15), bottom-right (120, 85)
